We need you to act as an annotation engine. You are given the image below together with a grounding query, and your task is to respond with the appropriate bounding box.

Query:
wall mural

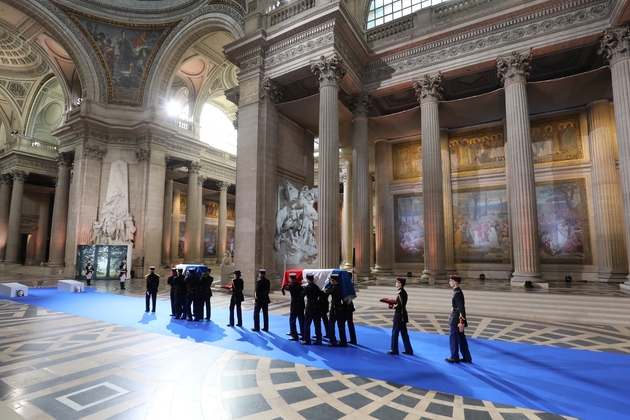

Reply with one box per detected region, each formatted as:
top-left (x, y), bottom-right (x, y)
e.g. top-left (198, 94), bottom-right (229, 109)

top-left (180, 194), bottom-right (187, 215)
top-left (227, 227), bottom-right (235, 256)
top-left (536, 178), bottom-right (591, 265)
top-left (530, 113), bottom-right (584, 163)
top-left (394, 194), bottom-right (424, 263)
top-left (392, 141), bottom-right (422, 181)
top-left (72, 14), bottom-right (169, 105)
top-left (227, 203), bottom-right (236, 221)
top-left (205, 200), bottom-right (219, 218)
top-left (449, 127), bottom-right (505, 173)
top-left (178, 221), bottom-right (185, 258)
top-left (452, 186), bottom-right (511, 264)
top-left (204, 225), bottom-right (217, 257)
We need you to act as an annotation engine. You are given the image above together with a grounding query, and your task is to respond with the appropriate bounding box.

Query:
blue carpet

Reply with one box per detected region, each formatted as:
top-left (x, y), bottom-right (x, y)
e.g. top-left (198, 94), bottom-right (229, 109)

top-left (5, 288), bottom-right (629, 420)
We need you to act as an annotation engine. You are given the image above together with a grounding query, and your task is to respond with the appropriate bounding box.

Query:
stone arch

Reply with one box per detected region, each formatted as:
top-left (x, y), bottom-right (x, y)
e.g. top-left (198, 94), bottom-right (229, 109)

top-left (191, 64), bottom-right (238, 127)
top-left (144, 3), bottom-right (244, 109)
top-left (25, 76), bottom-right (65, 144)
top-left (3, 0), bottom-right (109, 104)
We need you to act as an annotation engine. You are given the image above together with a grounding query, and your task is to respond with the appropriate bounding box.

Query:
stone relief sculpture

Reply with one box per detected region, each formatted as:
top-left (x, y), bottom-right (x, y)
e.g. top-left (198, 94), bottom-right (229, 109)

top-left (274, 181), bottom-right (318, 264)
top-left (91, 160), bottom-right (136, 245)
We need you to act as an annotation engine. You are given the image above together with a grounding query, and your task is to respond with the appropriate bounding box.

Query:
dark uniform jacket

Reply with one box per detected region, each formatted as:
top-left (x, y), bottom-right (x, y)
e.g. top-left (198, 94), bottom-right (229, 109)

top-left (255, 276), bottom-right (271, 304)
top-left (284, 282), bottom-right (305, 312)
top-left (185, 273), bottom-right (199, 298)
top-left (326, 283), bottom-right (344, 316)
top-left (302, 282), bottom-right (320, 316)
top-left (231, 277), bottom-right (244, 302)
top-left (174, 274), bottom-right (187, 297)
top-left (146, 273), bottom-right (160, 292)
top-left (449, 287), bottom-right (468, 327)
top-left (393, 287), bottom-right (409, 324)
top-left (167, 274), bottom-right (176, 289)
top-left (200, 274), bottom-right (214, 298)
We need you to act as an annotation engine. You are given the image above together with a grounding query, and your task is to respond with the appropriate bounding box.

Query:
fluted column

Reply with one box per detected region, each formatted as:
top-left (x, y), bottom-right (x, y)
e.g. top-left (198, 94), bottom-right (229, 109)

top-left (34, 196), bottom-right (50, 264)
top-left (441, 128), bottom-right (456, 272)
top-left (497, 51), bottom-right (543, 284)
top-left (161, 178), bottom-right (173, 265)
top-left (373, 139), bottom-right (393, 275)
top-left (184, 162), bottom-right (201, 263)
top-left (48, 152), bottom-right (72, 266)
top-left (341, 159), bottom-right (353, 270)
top-left (0, 174), bottom-right (12, 262)
top-left (5, 170), bottom-right (29, 264)
top-left (414, 74), bottom-right (447, 283)
top-left (311, 54), bottom-right (345, 269)
top-left (197, 176), bottom-right (206, 264)
top-left (170, 189), bottom-right (181, 264)
top-left (587, 100), bottom-right (628, 281)
top-left (215, 181), bottom-right (230, 264)
top-left (350, 92), bottom-right (373, 279)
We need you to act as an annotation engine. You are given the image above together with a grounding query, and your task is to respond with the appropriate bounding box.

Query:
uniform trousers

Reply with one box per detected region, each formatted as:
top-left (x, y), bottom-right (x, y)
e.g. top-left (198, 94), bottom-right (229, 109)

top-left (289, 306), bottom-right (305, 338)
top-left (253, 302), bottom-right (269, 330)
top-left (145, 291), bottom-right (157, 312)
top-left (229, 299), bottom-right (242, 326)
top-left (303, 313), bottom-right (322, 344)
top-left (328, 313), bottom-right (347, 346)
top-left (391, 322), bottom-right (413, 353)
top-left (449, 326), bottom-right (472, 361)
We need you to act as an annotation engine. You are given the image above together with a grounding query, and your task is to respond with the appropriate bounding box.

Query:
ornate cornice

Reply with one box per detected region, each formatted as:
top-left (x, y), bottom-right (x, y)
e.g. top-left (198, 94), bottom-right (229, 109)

top-left (497, 50), bottom-right (532, 86)
top-left (264, 21), bottom-right (335, 70)
top-left (413, 73), bottom-right (443, 103)
top-left (365, 0), bottom-right (608, 82)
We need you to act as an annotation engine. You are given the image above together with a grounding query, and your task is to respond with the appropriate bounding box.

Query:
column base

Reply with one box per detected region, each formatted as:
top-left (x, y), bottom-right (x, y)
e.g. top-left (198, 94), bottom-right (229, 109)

top-left (372, 266), bottom-right (392, 276)
top-left (596, 273), bottom-right (629, 283)
top-left (421, 270), bottom-right (449, 284)
top-left (620, 281), bottom-right (630, 292)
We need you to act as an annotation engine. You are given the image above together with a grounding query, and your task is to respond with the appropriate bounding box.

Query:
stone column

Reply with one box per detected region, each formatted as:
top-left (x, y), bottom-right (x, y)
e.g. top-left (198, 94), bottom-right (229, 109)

top-left (414, 74), bottom-right (447, 283)
top-left (0, 174), bottom-right (12, 262)
top-left (349, 92), bottom-right (373, 280)
top-left (311, 54), bottom-right (345, 269)
top-left (588, 100), bottom-right (629, 280)
top-left (48, 152), bottom-right (72, 266)
top-left (373, 139), bottom-right (393, 275)
top-left (5, 170), bottom-right (29, 264)
top-left (599, 28), bottom-right (630, 288)
top-left (35, 196), bottom-right (51, 264)
top-left (171, 189), bottom-right (181, 264)
top-left (441, 128), bottom-right (456, 272)
top-left (341, 159), bottom-right (353, 270)
top-left (184, 162), bottom-right (201, 263)
top-left (198, 176), bottom-right (206, 264)
top-left (161, 179), bottom-right (173, 266)
top-left (215, 181), bottom-right (230, 264)
top-left (497, 51), bottom-right (543, 284)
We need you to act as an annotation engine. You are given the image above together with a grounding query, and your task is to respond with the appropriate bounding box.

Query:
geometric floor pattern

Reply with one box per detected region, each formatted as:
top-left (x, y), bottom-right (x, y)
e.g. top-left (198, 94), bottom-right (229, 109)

top-left (2, 277), bottom-right (629, 419)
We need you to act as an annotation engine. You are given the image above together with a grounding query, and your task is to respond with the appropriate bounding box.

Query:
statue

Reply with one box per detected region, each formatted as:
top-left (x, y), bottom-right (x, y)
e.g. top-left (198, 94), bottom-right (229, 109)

top-left (221, 251), bottom-right (231, 266)
top-left (274, 181), bottom-right (318, 264)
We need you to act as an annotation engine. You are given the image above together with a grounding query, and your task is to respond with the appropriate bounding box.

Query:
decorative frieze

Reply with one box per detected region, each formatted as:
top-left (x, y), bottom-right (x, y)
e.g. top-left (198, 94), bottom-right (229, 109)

top-left (264, 21), bottom-right (335, 69)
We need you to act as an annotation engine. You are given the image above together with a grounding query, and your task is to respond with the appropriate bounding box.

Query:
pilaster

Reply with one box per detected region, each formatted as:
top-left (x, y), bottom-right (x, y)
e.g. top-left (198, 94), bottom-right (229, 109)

top-left (5, 170), bottom-right (29, 264)
top-left (48, 152), bottom-right (73, 267)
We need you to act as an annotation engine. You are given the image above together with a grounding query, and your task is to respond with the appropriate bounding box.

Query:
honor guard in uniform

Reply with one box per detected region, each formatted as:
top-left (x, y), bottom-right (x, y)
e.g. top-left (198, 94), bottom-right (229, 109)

top-left (252, 268), bottom-right (271, 332)
top-left (184, 268), bottom-right (200, 321)
top-left (326, 273), bottom-right (347, 347)
top-left (145, 266), bottom-right (160, 313)
top-left (445, 275), bottom-right (472, 363)
top-left (283, 273), bottom-right (305, 340)
top-left (85, 259), bottom-right (94, 286)
top-left (345, 272), bottom-right (357, 345)
top-left (388, 277), bottom-right (413, 355)
top-left (300, 273), bottom-right (322, 345)
top-left (227, 270), bottom-right (244, 327)
top-left (119, 269), bottom-right (127, 290)
top-left (167, 268), bottom-right (178, 316)
top-left (174, 268), bottom-right (187, 319)
top-left (200, 269), bottom-right (214, 321)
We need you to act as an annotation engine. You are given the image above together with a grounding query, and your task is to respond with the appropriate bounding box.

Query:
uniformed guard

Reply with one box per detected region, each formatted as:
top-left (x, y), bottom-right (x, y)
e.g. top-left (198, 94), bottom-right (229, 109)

top-left (283, 273), bottom-right (305, 340)
top-left (85, 259), bottom-right (94, 286)
top-left (184, 268), bottom-right (200, 321)
top-left (300, 273), bottom-right (322, 345)
top-left (174, 268), bottom-right (187, 319)
top-left (388, 276), bottom-right (413, 355)
top-left (252, 268), bottom-right (271, 332)
top-left (200, 269), bottom-right (214, 321)
top-left (167, 268), bottom-right (178, 316)
top-left (119, 269), bottom-right (127, 290)
top-left (445, 275), bottom-right (472, 363)
top-left (145, 266), bottom-right (160, 313)
top-left (227, 270), bottom-right (244, 327)
top-left (326, 273), bottom-right (347, 347)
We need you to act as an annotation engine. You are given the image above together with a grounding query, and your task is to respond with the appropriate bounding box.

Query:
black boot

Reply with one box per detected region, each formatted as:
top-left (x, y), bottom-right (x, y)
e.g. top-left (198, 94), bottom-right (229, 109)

top-left (120, 282), bottom-right (124, 290)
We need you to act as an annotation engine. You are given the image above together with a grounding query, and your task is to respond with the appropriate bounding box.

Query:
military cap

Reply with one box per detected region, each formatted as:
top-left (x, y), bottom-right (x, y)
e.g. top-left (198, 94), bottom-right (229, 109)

top-left (396, 276), bottom-right (406, 286)
top-left (449, 275), bottom-right (462, 283)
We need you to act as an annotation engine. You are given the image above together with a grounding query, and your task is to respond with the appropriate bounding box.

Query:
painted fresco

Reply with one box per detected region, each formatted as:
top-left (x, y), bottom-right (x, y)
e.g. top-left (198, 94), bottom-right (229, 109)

top-left (394, 194), bottom-right (424, 263)
top-left (536, 178), bottom-right (592, 265)
top-left (452, 187), bottom-right (511, 264)
top-left (180, 195), bottom-right (186, 215)
top-left (227, 227), bottom-right (235, 255)
top-left (205, 200), bottom-right (219, 218)
top-left (178, 221), bottom-right (185, 258)
top-left (449, 126), bottom-right (505, 173)
top-left (204, 225), bottom-right (217, 257)
top-left (74, 16), bottom-right (167, 105)
top-left (530, 113), bottom-right (583, 163)
top-left (227, 203), bottom-right (236, 221)
top-left (392, 141), bottom-right (422, 181)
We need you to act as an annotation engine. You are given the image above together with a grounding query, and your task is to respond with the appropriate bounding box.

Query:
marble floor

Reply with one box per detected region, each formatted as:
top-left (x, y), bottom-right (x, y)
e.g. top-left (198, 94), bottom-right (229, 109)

top-left (1, 276), bottom-right (629, 420)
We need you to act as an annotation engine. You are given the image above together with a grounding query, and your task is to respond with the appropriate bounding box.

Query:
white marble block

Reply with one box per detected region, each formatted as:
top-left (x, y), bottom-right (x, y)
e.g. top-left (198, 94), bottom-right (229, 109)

top-left (58, 280), bottom-right (85, 293)
top-left (0, 283), bottom-right (29, 297)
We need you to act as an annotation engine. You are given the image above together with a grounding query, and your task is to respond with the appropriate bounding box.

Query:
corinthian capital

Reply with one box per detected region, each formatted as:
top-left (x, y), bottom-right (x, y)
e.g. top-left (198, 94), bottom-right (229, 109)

top-left (497, 50), bottom-right (532, 86)
top-left (1, 173), bottom-right (13, 187)
top-left (197, 175), bottom-right (207, 186)
top-left (349, 92), bottom-right (372, 117)
top-left (260, 77), bottom-right (282, 103)
top-left (135, 148), bottom-right (150, 162)
top-left (55, 152), bottom-right (73, 168)
top-left (83, 144), bottom-right (108, 161)
top-left (413, 73), bottom-right (443, 103)
top-left (598, 26), bottom-right (630, 64)
top-left (219, 181), bottom-right (231, 191)
top-left (186, 161), bottom-right (202, 174)
top-left (10, 169), bottom-right (29, 183)
top-left (311, 54), bottom-right (346, 87)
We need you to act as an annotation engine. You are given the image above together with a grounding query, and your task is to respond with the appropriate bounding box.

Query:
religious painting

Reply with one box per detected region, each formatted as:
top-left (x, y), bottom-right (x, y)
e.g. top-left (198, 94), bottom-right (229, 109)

top-left (536, 178), bottom-right (592, 265)
top-left (71, 14), bottom-right (170, 105)
top-left (449, 126), bottom-right (505, 173)
top-left (530, 113), bottom-right (584, 164)
top-left (452, 186), bottom-right (510, 264)
top-left (394, 194), bottom-right (424, 263)
top-left (204, 225), bottom-right (217, 257)
top-left (392, 140), bottom-right (422, 181)
top-left (227, 203), bottom-right (236, 221)
top-left (227, 227), bottom-right (235, 256)
top-left (180, 194), bottom-right (187, 215)
top-left (178, 222), bottom-right (185, 258)
top-left (205, 200), bottom-right (219, 218)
